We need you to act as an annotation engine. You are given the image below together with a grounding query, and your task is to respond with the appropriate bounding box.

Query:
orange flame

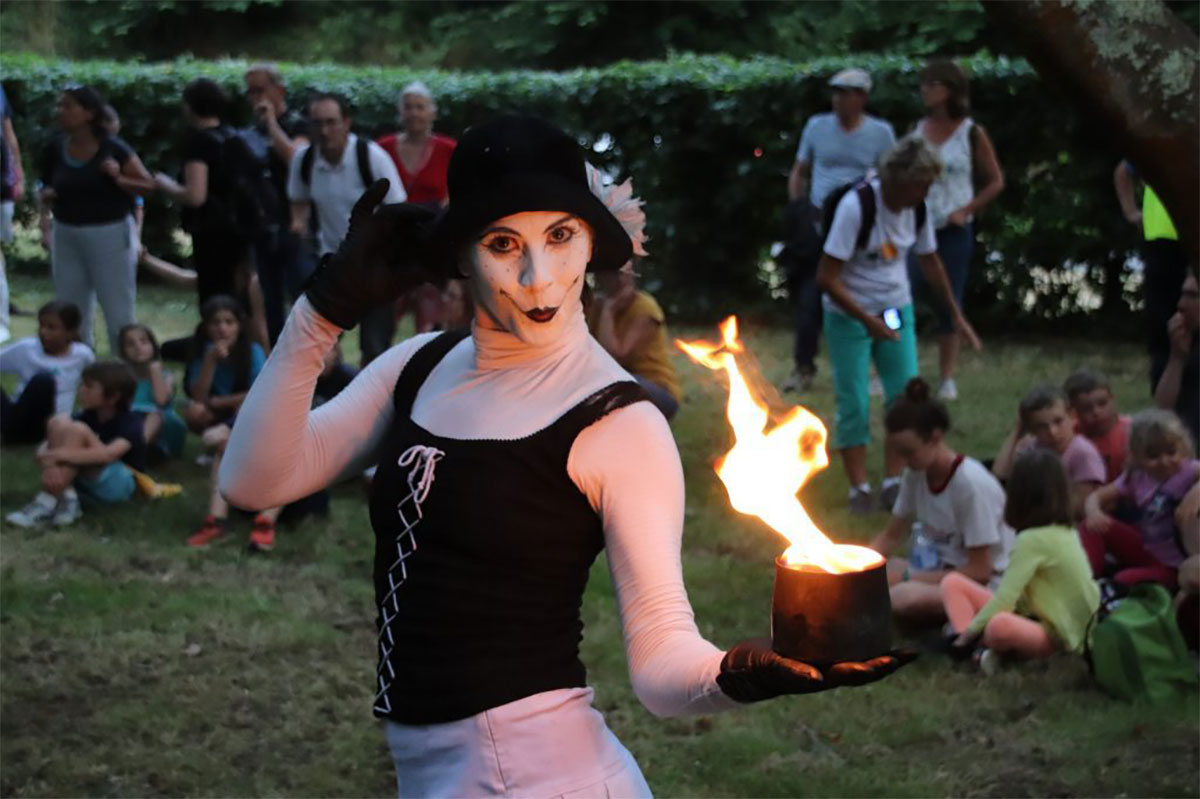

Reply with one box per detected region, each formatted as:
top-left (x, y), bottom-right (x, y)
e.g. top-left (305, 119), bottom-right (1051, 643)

top-left (677, 316), bottom-right (882, 574)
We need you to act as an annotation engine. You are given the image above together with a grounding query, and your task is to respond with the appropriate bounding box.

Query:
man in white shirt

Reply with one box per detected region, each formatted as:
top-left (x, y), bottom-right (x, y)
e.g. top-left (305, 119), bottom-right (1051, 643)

top-left (288, 93), bottom-right (406, 365)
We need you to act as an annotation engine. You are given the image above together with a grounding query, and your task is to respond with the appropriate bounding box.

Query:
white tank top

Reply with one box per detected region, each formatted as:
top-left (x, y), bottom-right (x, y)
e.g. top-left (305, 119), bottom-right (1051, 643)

top-left (918, 117), bottom-right (975, 230)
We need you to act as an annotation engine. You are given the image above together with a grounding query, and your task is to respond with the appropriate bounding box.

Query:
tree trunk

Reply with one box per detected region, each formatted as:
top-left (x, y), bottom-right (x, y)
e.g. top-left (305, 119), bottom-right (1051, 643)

top-left (983, 0), bottom-right (1199, 263)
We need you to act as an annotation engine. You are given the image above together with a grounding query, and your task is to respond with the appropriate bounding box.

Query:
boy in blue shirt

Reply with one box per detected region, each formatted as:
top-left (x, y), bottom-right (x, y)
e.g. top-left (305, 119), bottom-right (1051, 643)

top-left (6, 361), bottom-right (145, 527)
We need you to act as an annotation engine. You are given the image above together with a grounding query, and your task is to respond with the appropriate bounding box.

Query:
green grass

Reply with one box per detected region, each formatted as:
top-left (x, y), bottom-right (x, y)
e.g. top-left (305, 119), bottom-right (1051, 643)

top-left (2, 270), bottom-right (1197, 798)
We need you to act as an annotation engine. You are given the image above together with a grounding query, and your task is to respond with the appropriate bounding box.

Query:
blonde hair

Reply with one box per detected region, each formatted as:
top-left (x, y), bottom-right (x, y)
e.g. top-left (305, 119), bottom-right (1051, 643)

top-left (878, 135), bottom-right (943, 186)
top-left (1128, 408), bottom-right (1195, 466)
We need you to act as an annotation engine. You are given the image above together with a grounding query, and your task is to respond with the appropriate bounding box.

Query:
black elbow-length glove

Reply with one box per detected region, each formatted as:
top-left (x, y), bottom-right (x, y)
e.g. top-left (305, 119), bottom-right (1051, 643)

top-left (717, 638), bottom-right (917, 703)
top-left (304, 178), bottom-right (441, 330)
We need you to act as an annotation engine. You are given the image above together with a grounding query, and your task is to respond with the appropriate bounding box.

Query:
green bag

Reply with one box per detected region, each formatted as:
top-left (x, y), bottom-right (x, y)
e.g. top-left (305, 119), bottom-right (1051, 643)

top-left (1087, 583), bottom-right (1198, 703)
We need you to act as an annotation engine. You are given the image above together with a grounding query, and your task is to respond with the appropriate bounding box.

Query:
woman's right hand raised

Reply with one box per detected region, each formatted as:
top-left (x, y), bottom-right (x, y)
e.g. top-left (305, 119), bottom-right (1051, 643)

top-left (304, 179), bottom-right (439, 330)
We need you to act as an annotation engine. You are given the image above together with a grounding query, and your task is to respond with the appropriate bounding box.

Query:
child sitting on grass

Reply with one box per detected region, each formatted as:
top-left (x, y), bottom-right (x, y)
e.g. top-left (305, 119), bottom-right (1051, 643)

top-left (6, 361), bottom-right (145, 528)
top-left (871, 378), bottom-right (1013, 624)
top-left (182, 295), bottom-right (280, 551)
top-left (118, 323), bottom-right (186, 460)
top-left (1081, 409), bottom-right (1199, 591)
top-left (992, 383), bottom-right (1106, 518)
top-left (1064, 369), bottom-right (1130, 482)
top-left (0, 301), bottom-right (93, 444)
top-left (942, 448), bottom-right (1100, 674)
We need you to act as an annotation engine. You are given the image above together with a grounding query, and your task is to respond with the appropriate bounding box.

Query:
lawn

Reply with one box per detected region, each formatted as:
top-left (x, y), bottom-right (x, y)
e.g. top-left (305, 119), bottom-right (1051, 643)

top-left (1, 268), bottom-right (1197, 798)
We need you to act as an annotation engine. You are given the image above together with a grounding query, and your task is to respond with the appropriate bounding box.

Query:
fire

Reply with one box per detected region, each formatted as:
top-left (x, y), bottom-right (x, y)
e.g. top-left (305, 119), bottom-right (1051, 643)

top-left (677, 316), bottom-right (882, 574)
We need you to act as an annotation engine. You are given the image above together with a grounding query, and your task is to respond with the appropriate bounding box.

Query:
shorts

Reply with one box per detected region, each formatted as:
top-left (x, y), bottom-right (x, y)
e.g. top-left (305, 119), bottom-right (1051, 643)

top-left (75, 461), bottom-right (136, 505)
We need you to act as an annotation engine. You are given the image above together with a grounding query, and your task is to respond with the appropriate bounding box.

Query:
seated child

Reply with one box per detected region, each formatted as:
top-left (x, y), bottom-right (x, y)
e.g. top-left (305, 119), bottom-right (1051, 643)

top-left (1064, 369), bottom-right (1130, 482)
top-left (1081, 408), bottom-right (1199, 591)
top-left (182, 295), bottom-right (280, 552)
top-left (587, 260), bottom-right (682, 421)
top-left (993, 383), bottom-right (1106, 518)
top-left (118, 323), bottom-right (186, 460)
top-left (942, 448), bottom-right (1100, 673)
top-left (6, 361), bottom-right (144, 527)
top-left (871, 378), bottom-right (1014, 624)
top-left (0, 301), bottom-right (93, 444)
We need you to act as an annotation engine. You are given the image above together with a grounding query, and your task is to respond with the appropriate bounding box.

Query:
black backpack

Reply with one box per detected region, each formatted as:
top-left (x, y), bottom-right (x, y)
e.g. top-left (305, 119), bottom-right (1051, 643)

top-left (821, 180), bottom-right (927, 252)
top-left (206, 126), bottom-right (282, 241)
top-left (299, 136), bottom-right (374, 190)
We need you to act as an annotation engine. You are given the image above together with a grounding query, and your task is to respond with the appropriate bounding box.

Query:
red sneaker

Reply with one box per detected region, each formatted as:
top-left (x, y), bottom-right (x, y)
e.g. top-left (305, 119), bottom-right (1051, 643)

top-left (248, 515), bottom-right (276, 552)
top-left (187, 516), bottom-right (228, 549)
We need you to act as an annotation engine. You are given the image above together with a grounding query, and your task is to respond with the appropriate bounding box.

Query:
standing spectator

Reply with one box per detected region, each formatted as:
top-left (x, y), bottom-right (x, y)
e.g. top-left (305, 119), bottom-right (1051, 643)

top-left (783, 68), bottom-right (895, 392)
top-left (287, 93), bottom-right (405, 366)
top-left (1114, 160), bottom-right (1188, 392)
top-left (1155, 270), bottom-right (1199, 449)
top-left (908, 59), bottom-right (1004, 401)
top-left (155, 79), bottom-right (246, 308)
top-left (242, 63), bottom-right (315, 345)
top-left (1, 80), bottom-right (24, 344)
top-left (155, 78), bottom-right (270, 354)
top-left (817, 136), bottom-right (980, 513)
top-left (39, 86), bottom-right (154, 354)
top-left (377, 81), bottom-right (457, 336)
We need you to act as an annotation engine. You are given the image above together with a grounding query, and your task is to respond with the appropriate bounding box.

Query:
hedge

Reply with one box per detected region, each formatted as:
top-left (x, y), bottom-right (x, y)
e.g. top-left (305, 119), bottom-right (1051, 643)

top-left (0, 52), bottom-right (1142, 326)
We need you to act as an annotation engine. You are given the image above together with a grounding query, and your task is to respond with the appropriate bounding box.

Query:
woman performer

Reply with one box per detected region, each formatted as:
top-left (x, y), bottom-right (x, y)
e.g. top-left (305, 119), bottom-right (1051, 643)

top-left (221, 114), bottom-right (910, 797)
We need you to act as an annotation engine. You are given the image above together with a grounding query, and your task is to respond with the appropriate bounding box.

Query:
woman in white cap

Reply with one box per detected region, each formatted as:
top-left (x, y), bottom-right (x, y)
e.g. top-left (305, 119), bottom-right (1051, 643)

top-left (221, 114), bottom-right (910, 797)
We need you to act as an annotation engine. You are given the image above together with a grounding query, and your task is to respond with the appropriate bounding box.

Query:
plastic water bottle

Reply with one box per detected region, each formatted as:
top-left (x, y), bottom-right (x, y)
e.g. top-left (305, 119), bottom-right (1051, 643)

top-left (909, 522), bottom-right (940, 572)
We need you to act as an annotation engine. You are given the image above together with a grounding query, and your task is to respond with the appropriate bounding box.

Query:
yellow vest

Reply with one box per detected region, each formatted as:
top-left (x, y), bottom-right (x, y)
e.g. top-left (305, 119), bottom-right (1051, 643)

top-left (1143, 186), bottom-right (1178, 241)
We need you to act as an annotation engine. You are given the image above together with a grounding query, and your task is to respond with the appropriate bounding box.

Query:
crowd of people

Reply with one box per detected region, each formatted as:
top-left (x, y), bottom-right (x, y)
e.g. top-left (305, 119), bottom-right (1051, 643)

top-left (0, 58), bottom-right (1196, 794)
top-left (0, 64), bottom-right (685, 548)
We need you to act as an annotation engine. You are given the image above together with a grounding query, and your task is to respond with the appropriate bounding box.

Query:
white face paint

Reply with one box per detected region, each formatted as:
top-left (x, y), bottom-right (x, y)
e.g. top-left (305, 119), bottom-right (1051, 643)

top-left (465, 211), bottom-right (593, 347)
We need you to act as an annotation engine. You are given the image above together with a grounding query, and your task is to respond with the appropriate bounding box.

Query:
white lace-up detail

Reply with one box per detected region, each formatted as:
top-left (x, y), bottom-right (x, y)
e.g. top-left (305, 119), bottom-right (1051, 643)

top-left (397, 445), bottom-right (444, 505)
top-left (374, 444), bottom-right (447, 715)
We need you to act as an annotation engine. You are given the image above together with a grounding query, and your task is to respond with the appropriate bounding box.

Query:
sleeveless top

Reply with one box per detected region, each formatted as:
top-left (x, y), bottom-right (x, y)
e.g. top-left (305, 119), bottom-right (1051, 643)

top-left (367, 330), bottom-right (651, 724)
top-left (917, 117), bottom-right (975, 230)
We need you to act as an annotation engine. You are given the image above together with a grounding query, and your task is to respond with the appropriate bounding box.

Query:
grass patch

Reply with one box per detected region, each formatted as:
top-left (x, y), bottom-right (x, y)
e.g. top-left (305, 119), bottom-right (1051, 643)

top-left (2, 271), bottom-right (1197, 797)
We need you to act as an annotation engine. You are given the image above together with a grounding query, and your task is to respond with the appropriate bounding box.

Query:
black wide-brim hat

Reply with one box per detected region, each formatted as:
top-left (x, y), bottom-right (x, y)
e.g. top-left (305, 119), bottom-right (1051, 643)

top-left (430, 114), bottom-right (632, 275)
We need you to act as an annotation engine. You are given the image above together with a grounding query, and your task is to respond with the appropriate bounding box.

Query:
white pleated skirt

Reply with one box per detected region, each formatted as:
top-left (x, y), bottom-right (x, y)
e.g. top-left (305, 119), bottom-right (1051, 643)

top-left (383, 687), bottom-right (652, 798)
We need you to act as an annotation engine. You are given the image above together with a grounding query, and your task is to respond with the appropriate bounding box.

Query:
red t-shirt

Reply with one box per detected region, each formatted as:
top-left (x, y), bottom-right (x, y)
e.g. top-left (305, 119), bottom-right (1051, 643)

top-left (1080, 414), bottom-right (1131, 482)
top-left (376, 133), bottom-right (456, 206)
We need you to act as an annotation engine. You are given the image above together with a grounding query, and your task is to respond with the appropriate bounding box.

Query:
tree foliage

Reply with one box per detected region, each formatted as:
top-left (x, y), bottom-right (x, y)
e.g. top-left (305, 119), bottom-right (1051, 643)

top-left (0, 52), bottom-right (1149, 325)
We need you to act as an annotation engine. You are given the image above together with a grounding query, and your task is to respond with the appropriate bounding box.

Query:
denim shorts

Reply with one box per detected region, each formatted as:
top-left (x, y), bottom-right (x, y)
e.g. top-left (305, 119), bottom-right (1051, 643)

top-left (75, 461), bottom-right (136, 505)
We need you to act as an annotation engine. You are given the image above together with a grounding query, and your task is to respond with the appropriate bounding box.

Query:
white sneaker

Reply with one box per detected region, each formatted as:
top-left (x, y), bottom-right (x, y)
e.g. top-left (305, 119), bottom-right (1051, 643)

top-left (869, 375), bottom-right (884, 397)
top-left (976, 647), bottom-right (1000, 676)
top-left (194, 453), bottom-right (214, 467)
top-left (6, 493), bottom-right (58, 528)
top-left (51, 495), bottom-right (82, 527)
top-left (937, 378), bottom-right (958, 401)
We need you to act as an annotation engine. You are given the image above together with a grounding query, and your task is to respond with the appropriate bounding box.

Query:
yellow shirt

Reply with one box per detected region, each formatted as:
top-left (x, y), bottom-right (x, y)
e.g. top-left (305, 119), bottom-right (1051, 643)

top-left (967, 524), bottom-right (1100, 653)
top-left (590, 291), bottom-right (682, 403)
